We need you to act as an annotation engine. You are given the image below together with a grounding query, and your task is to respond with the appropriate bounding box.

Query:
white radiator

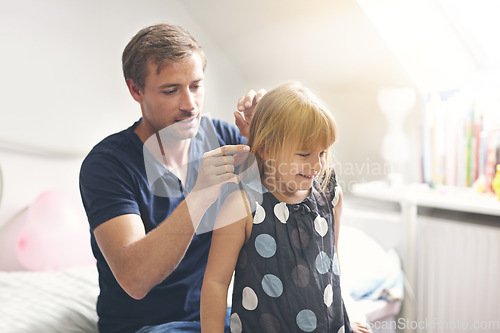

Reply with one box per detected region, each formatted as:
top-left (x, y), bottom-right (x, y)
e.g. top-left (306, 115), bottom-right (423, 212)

top-left (415, 217), bottom-right (500, 333)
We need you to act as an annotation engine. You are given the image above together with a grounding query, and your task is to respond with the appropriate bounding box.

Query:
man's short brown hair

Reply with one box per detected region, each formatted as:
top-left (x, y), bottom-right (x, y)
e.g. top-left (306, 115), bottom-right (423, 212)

top-left (122, 23), bottom-right (207, 90)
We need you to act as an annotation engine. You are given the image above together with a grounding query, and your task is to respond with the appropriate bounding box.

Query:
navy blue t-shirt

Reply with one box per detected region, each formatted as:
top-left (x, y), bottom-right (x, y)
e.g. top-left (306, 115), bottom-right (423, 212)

top-left (79, 116), bottom-right (245, 333)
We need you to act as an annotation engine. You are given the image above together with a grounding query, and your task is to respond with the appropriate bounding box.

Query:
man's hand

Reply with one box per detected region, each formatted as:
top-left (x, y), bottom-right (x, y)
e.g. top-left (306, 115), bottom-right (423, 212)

top-left (234, 88), bottom-right (266, 139)
top-left (191, 145), bottom-right (250, 203)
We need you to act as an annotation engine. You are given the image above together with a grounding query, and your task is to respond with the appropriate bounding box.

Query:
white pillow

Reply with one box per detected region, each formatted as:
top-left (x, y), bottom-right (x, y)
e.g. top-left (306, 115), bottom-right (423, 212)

top-left (339, 226), bottom-right (402, 301)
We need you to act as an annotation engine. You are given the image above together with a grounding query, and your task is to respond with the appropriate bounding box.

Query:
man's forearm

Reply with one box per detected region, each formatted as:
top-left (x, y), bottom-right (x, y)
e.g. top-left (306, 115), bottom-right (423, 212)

top-left (97, 191), bottom-right (212, 300)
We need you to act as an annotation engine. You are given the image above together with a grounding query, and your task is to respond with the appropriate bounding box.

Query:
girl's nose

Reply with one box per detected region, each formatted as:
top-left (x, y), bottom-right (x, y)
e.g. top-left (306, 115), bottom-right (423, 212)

top-left (309, 155), bottom-right (324, 174)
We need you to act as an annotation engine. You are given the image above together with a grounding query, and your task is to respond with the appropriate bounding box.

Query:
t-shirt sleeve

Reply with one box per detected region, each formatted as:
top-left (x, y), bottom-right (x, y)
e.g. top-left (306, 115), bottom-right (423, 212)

top-left (79, 153), bottom-right (141, 231)
top-left (211, 118), bottom-right (247, 146)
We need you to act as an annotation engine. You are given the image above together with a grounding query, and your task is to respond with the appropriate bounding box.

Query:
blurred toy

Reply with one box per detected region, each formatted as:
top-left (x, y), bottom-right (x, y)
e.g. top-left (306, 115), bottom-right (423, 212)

top-left (492, 164), bottom-right (500, 201)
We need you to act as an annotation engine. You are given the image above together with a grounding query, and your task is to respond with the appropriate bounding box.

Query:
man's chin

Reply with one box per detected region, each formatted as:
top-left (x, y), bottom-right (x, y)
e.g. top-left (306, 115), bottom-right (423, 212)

top-left (160, 120), bottom-right (200, 141)
top-left (175, 128), bottom-right (198, 141)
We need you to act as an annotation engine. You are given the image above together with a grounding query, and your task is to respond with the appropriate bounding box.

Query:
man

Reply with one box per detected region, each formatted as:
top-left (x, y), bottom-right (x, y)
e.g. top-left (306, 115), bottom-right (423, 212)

top-left (79, 23), bottom-right (264, 333)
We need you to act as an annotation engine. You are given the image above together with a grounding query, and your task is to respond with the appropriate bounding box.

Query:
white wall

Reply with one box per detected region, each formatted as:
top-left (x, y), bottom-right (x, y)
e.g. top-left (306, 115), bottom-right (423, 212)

top-left (0, 148), bottom-right (84, 227)
top-left (0, 0), bottom-right (248, 154)
top-left (0, 0), bottom-right (249, 226)
top-left (0, 0), bottom-right (423, 227)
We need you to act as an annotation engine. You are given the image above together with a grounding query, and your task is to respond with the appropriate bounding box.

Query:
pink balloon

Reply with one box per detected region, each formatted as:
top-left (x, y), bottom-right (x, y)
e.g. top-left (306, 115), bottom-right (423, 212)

top-left (0, 190), bottom-right (95, 271)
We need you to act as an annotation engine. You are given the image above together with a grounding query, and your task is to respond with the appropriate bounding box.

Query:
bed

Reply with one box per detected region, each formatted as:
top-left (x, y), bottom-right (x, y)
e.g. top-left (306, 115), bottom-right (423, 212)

top-left (0, 265), bottom-right (99, 333)
top-left (0, 144), bottom-right (99, 333)
top-left (0, 226), bottom-right (403, 333)
top-left (0, 145), bottom-right (404, 333)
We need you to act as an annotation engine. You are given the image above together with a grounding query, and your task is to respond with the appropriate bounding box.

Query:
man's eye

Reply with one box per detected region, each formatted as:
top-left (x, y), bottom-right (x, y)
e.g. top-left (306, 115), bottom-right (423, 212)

top-left (162, 90), bottom-right (176, 95)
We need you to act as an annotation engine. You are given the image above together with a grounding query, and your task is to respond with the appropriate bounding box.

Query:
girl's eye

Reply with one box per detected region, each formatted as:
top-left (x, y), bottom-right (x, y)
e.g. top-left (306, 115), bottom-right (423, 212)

top-left (320, 151), bottom-right (327, 157)
top-left (298, 153), bottom-right (309, 157)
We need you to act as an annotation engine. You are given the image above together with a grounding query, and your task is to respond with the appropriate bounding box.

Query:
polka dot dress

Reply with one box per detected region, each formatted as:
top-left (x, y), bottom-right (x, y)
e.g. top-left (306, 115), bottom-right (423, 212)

top-left (230, 175), bottom-right (352, 333)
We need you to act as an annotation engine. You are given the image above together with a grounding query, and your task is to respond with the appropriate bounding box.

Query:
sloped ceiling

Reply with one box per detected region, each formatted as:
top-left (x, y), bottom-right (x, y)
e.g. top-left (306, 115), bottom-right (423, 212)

top-left (182, 0), bottom-right (413, 88)
top-left (182, 0), bottom-right (420, 186)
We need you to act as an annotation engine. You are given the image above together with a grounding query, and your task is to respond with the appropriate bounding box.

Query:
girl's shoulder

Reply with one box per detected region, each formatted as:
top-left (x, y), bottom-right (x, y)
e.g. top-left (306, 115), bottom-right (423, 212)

top-left (214, 183), bottom-right (254, 236)
top-left (219, 181), bottom-right (263, 218)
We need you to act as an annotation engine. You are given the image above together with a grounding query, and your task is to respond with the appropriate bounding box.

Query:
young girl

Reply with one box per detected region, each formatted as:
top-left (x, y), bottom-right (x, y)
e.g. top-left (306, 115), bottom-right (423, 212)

top-left (201, 81), bottom-right (367, 333)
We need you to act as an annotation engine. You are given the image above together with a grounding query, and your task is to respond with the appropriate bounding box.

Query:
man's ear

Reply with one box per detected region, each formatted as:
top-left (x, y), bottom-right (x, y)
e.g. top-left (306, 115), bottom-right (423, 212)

top-left (126, 78), bottom-right (143, 103)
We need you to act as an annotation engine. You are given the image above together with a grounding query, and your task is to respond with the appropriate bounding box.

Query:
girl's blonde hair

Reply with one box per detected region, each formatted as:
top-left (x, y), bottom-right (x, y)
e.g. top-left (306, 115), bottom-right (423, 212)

top-left (247, 81), bottom-right (337, 192)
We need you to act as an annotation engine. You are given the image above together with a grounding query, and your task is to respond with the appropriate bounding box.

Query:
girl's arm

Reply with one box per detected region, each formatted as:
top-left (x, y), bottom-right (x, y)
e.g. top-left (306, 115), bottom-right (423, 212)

top-left (201, 190), bottom-right (252, 333)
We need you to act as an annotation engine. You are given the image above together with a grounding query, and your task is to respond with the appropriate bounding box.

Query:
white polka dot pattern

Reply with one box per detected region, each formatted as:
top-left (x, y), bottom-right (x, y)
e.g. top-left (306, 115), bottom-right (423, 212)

top-left (273, 202), bottom-right (289, 223)
top-left (231, 176), bottom-right (349, 332)
top-left (230, 313), bottom-right (242, 333)
top-left (242, 287), bottom-right (258, 310)
top-left (331, 185), bottom-right (341, 207)
top-left (314, 215), bottom-right (328, 237)
top-left (253, 202), bottom-right (265, 224)
top-left (324, 284), bottom-right (333, 307)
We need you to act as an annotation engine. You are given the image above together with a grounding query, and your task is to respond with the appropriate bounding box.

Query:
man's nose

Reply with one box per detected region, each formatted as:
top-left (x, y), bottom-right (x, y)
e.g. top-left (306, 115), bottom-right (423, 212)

top-left (180, 89), bottom-right (196, 112)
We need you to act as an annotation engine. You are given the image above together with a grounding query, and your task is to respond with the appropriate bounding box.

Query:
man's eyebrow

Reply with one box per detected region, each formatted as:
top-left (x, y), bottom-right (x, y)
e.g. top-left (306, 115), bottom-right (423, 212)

top-left (158, 79), bottom-right (203, 89)
top-left (158, 83), bottom-right (179, 89)
top-left (190, 79), bottom-right (203, 85)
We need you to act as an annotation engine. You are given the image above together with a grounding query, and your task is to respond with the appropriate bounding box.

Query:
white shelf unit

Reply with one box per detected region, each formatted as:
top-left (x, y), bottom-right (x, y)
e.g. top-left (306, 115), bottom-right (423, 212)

top-left (351, 182), bottom-right (500, 217)
top-left (350, 182), bottom-right (500, 332)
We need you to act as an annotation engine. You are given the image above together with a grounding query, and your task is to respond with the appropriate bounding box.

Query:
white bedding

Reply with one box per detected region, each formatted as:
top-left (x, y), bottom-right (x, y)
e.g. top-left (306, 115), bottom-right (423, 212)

top-left (0, 265), bottom-right (99, 333)
top-left (0, 226), bottom-right (403, 333)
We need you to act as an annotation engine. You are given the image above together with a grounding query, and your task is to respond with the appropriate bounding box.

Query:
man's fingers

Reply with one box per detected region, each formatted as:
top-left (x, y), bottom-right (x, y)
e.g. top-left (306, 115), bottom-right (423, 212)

top-left (211, 145), bottom-right (250, 157)
top-left (213, 163), bottom-right (235, 175)
top-left (234, 112), bottom-right (250, 139)
top-left (219, 173), bottom-right (240, 184)
top-left (256, 89), bottom-right (266, 102)
top-left (244, 89), bottom-right (257, 108)
top-left (203, 145), bottom-right (247, 158)
top-left (211, 152), bottom-right (248, 169)
top-left (237, 88), bottom-right (265, 112)
top-left (237, 97), bottom-right (246, 111)
top-left (213, 155), bottom-right (235, 167)
top-left (234, 111), bottom-right (247, 125)
top-left (237, 89), bottom-right (257, 111)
